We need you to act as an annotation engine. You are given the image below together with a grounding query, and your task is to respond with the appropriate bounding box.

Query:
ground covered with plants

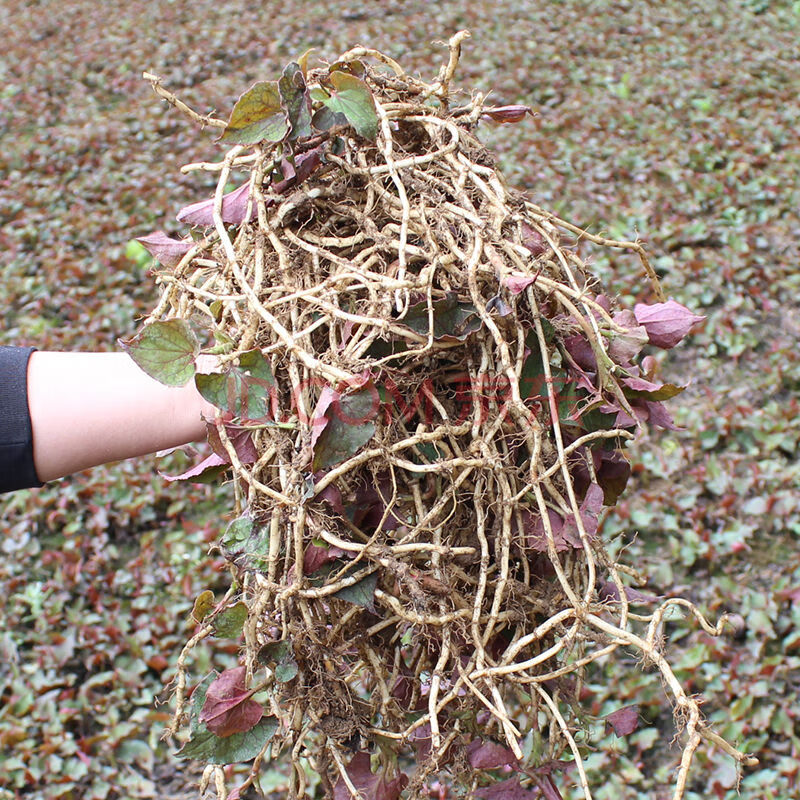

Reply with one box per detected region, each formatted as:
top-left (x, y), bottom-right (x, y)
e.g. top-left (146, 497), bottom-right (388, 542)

top-left (1, 2), bottom-right (799, 799)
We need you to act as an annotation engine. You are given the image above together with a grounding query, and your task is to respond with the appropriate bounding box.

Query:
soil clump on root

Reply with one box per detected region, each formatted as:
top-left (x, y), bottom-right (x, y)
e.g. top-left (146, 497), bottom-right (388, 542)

top-left (131, 33), bottom-right (755, 800)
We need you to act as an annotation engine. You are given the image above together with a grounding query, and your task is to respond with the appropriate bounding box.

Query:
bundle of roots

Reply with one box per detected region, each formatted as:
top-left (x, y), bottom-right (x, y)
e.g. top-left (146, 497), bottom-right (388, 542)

top-left (133, 33), bottom-right (755, 800)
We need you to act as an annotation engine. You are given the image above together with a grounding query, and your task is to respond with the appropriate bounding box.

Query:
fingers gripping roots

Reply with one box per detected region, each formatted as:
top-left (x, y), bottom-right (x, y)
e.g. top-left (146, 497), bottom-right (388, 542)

top-left (148, 36), bottom-right (753, 800)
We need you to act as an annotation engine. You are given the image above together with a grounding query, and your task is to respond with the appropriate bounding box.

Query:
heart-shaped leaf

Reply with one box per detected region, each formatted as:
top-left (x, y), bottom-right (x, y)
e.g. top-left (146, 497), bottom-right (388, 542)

top-left (200, 666), bottom-right (263, 737)
top-left (258, 640), bottom-right (298, 683)
top-left (605, 704), bottom-right (640, 737)
top-left (177, 717), bottom-right (278, 763)
top-left (333, 571), bottom-right (379, 611)
top-left (119, 319), bottom-right (198, 386)
top-left (219, 81), bottom-right (288, 145)
top-left (195, 349), bottom-right (275, 421)
top-left (312, 382), bottom-right (379, 471)
top-left (320, 71), bottom-right (378, 140)
top-left (213, 602), bottom-right (248, 639)
top-left (332, 752), bottom-right (408, 800)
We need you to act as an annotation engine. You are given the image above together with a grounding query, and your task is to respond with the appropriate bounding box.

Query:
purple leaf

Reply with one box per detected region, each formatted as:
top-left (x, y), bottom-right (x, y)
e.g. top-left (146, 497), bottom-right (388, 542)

top-left (634, 300), bottom-right (705, 349)
top-left (538, 777), bottom-right (564, 800)
top-left (598, 581), bottom-right (660, 605)
top-left (410, 722), bottom-right (433, 761)
top-left (160, 452), bottom-right (228, 483)
top-left (351, 474), bottom-right (404, 532)
top-left (502, 273), bottom-right (538, 295)
top-left (310, 386), bottom-right (338, 450)
top-left (467, 739), bottom-right (518, 769)
top-left (475, 777), bottom-right (542, 800)
top-left (521, 222), bottom-right (547, 256)
top-left (559, 483), bottom-right (604, 547)
top-left (177, 183), bottom-right (255, 226)
top-left (521, 508), bottom-right (567, 553)
top-left (206, 423), bottom-right (259, 464)
top-left (199, 666), bottom-right (263, 737)
top-left (605, 704), bottom-right (640, 737)
top-left (482, 105), bottom-right (533, 124)
top-left (563, 334), bottom-right (596, 371)
top-left (135, 231), bottom-right (194, 268)
top-left (595, 450), bottom-right (631, 505)
top-left (271, 148), bottom-right (322, 194)
top-left (312, 382), bottom-right (379, 471)
top-left (641, 399), bottom-right (680, 430)
top-left (317, 483), bottom-right (345, 515)
top-left (608, 310), bottom-right (649, 364)
top-left (332, 752), bottom-right (408, 800)
top-left (303, 542), bottom-right (348, 575)
top-left (619, 398), bottom-right (680, 431)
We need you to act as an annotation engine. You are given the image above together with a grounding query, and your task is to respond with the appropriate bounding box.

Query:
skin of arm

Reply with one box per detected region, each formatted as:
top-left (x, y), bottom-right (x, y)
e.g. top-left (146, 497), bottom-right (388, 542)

top-left (27, 351), bottom-right (216, 483)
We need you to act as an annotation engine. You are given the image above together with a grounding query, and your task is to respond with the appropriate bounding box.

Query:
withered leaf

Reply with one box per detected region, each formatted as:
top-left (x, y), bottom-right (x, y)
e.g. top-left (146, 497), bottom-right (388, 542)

top-left (192, 590), bottom-right (216, 623)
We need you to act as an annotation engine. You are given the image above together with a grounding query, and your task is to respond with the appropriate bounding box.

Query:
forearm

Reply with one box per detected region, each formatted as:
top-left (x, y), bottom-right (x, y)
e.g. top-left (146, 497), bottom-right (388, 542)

top-left (27, 351), bottom-right (213, 483)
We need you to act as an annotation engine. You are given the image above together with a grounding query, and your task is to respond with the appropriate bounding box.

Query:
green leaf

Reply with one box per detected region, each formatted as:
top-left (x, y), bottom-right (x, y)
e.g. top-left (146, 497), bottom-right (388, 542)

top-left (258, 640), bottom-right (298, 683)
top-left (311, 104), bottom-right (348, 132)
top-left (188, 672), bottom-right (217, 734)
top-left (279, 62), bottom-right (312, 140)
top-left (320, 71), bottom-right (378, 140)
top-left (220, 81), bottom-right (288, 145)
top-left (312, 383), bottom-right (379, 471)
top-left (309, 86), bottom-right (330, 103)
top-left (221, 515), bottom-right (272, 572)
top-left (333, 571), bottom-right (378, 611)
top-left (195, 349), bottom-right (275, 421)
top-left (177, 716), bottom-right (279, 763)
top-left (119, 319), bottom-right (199, 387)
top-left (213, 602), bottom-right (248, 638)
top-left (222, 517), bottom-right (254, 550)
top-left (402, 293), bottom-right (481, 341)
top-left (207, 328), bottom-right (236, 355)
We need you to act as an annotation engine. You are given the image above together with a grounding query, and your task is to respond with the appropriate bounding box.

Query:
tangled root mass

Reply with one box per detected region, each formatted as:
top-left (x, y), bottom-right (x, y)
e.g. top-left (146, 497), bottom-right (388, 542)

top-left (131, 33), bottom-right (755, 800)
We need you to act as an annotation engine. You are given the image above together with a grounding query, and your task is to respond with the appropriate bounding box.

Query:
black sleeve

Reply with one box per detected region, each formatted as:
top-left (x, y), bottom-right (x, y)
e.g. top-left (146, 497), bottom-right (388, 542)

top-left (0, 346), bottom-right (43, 492)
